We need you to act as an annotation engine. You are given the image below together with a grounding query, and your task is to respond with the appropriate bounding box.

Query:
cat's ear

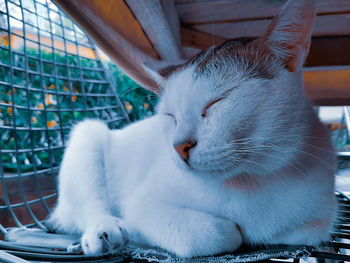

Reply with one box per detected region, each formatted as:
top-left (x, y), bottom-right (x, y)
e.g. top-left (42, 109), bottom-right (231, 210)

top-left (143, 63), bottom-right (166, 87)
top-left (261, 0), bottom-right (316, 72)
top-left (143, 63), bottom-right (183, 88)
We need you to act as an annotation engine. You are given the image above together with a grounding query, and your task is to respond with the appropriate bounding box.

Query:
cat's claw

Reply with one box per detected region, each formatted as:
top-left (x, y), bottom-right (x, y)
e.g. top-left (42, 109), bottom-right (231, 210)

top-left (67, 240), bottom-right (82, 253)
top-left (81, 217), bottom-right (129, 255)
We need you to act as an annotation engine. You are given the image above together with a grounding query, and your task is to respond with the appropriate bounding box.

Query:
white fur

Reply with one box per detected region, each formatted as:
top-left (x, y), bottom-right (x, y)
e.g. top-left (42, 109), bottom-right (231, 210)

top-left (47, 0), bottom-right (336, 257)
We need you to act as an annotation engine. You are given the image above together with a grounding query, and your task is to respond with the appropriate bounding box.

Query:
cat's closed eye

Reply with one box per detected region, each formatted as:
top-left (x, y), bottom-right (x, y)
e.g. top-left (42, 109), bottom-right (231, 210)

top-left (201, 98), bottom-right (223, 118)
top-left (165, 113), bottom-right (177, 124)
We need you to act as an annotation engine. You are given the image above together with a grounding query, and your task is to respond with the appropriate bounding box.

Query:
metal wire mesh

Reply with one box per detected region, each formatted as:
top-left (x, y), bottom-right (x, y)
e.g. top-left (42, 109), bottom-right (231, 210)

top-left (0, 0), bottom-right (129, 234)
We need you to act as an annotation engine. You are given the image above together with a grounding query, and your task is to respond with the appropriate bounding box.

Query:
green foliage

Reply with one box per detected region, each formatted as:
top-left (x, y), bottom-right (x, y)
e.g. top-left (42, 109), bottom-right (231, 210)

top-left (0, 47), bottom-right (158, 172)
top-left (108, 63), bottom-right (158, 122)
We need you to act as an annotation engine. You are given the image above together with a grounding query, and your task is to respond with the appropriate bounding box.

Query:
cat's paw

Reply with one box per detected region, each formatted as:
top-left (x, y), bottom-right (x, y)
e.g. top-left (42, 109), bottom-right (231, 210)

top-left (172, 216), bottom-right (242, 257)
top-left (81, 217), bottom-right (129, 255)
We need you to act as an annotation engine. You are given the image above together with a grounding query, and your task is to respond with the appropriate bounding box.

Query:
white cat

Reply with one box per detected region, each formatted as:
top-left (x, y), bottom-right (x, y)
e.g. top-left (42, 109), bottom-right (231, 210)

top-left (47, 0), bottom-right (337, 257)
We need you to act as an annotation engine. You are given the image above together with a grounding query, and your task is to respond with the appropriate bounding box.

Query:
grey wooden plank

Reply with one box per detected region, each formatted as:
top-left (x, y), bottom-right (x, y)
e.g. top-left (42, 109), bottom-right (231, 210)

top-left (176, 0), bottom-right (350, 25)
top-left (127, 0), bottom-right (184, 62)
top-left (192, 14), bottom-right (350, 40)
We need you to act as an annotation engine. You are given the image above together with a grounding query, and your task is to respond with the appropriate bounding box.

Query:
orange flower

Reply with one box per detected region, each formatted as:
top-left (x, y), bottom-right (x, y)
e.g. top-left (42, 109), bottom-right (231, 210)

top-left (7, 91), bottom-right (11, 96)
top-left (13, 88), bottom-right (17, 94)
top-left (45, 94), bottom-right (52, 105)
top-left (72, 95), bottom-right (77, 102)
top-left (8, 107), bottom-right (12, 116)
top-left (45, 94), bottom-right (56, 105)
top-left (125, 101), bottom-right (132, 112)
top-left (47, 120), bottom-right (57, 128)
top-left (32, 116), bottom-right (37, 124)
top-left (63, 87), bottom-right (69, 91)
top-left (39, 103), bottom-right (44, 109)
top-left (49, 85), bottom-right (55, 90)
top-left (144, 103), bottom-right (149, 109)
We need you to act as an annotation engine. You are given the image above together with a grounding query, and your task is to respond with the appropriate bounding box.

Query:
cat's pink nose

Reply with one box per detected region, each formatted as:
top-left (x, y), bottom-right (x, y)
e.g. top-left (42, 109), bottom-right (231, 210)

top-left (174, 141), bottom-right (197, 161)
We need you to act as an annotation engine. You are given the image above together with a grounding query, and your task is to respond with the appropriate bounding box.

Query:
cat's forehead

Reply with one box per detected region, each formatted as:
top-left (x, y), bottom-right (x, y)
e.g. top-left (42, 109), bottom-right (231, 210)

top-left (193, 40), bottom-right (280, 80)
top-left (166, 66), bottom-right (206, 98)
top-left (175, 40), bottom-right (281, 88)
top-left (164, 69), bottom-right (236, 108)
top-left (167, 42), bottom-right (279, 95)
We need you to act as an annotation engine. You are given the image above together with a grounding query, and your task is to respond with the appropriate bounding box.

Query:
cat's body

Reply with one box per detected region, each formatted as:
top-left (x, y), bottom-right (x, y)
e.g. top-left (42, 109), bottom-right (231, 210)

top-left (47, 0), bottom-right (337, 257)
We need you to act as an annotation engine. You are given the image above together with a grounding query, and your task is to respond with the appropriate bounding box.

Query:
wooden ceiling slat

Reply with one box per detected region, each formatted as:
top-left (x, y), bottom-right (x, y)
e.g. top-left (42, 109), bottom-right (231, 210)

top-left (63, 0), bottom-right (159, 57)
top-left (191, 14), bottom-right (350, 40)
top-left (175, 0), bottom-right (196, 4)
top-left (305, 37), bottom-right (350, 67)
top-left (176, 0), bottom-right (350, 25)
top-left (182, 46), bottom-right (202, 58)
top-left (181, 27), bottom-right (226, 50)
top-left (315, 14), bottom-right (350, 37)
top-left (53, 0), bottom-right (162, 93)
top-left (177, 0), bottom-right (280, 25)
top-left (181, 28), bottom-right (350, 68)
top-left (126, 0), bottom-right (184, 62)
top-left (160, 0), bottom-right (184, 58)
top-left (304, 66), bottom-right (350, 106)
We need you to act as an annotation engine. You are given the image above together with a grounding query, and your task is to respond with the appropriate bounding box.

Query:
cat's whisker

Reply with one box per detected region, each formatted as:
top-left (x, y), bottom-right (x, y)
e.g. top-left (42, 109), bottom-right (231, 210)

top-left (260, 141), bottom-right (335, 168)
top-left (238, 142), bottom-right (330, 165)
top-left (233, 136), bottom-right (335, 154)
top-left (242, 158), bottom-right (275, 176)
top-left (242, 150), bottom-right (309, 177)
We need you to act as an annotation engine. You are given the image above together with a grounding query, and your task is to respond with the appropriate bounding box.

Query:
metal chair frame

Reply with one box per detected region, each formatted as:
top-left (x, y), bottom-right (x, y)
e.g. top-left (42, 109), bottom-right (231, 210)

top-left (1, 0), bottom-right (350, 262)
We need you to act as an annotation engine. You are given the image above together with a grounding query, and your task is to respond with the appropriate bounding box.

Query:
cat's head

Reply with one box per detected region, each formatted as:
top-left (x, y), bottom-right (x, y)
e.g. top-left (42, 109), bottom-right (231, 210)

top-left (149, 0), bottom-right (317, 180)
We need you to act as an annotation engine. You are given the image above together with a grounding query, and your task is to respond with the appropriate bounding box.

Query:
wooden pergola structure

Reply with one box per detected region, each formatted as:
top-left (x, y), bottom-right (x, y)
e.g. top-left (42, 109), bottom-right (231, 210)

top-left (53, 0), bottom-right (350, 106)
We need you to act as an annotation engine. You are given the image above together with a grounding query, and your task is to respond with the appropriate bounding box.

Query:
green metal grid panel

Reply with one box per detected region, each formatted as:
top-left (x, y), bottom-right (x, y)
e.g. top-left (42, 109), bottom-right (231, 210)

top-left (0, 0), bottom-right (129, 233)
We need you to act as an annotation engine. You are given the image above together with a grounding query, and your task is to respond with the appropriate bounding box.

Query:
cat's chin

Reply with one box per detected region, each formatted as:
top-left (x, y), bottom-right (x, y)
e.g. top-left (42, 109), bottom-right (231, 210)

top-left (171, 150), bottom-right (253, 181)
top-left (175, 157), bottom-right (245, 182)
top-left (173, 156), bottom-right (195, 173)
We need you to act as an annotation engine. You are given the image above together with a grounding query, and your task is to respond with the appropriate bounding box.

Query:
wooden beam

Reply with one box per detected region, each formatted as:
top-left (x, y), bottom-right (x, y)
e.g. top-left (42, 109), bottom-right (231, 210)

top-left (181, 27), bottom-right (226, 50)
top-left (304, 66), bottom-right (350, 106)
top-left (126, 0), bottom-right (184, 62)
top-left (181, 27), bottom-right (350, 67)
top-left (182, 46), bottom-right (202, 58)
top-left (160, 0), bottom-right (182, 53)
top-left (176, 0), bottom-right (350, 25)
top-left (53, 0), bottom-right (162, 93)
top-left (191, 14), bottom-right (350, 40)
top-left (306, 37), bottom-right (350, 67)
top-left (313, 98), bottom-right (350, 106)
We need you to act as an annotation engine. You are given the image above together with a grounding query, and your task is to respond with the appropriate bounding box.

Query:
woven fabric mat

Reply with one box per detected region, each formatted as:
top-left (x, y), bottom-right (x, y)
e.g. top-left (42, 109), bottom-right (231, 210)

top-left (126, 244), bottom-right (313, 262)
top-left (4, 228), bottom-right (313, 262)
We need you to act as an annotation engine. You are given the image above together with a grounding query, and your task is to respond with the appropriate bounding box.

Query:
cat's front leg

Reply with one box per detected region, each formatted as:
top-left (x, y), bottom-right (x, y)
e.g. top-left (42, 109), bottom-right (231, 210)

top-left (124, 195), bottom-right (242, 257)
top-left (47, 120), bottom-right (129, 255)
